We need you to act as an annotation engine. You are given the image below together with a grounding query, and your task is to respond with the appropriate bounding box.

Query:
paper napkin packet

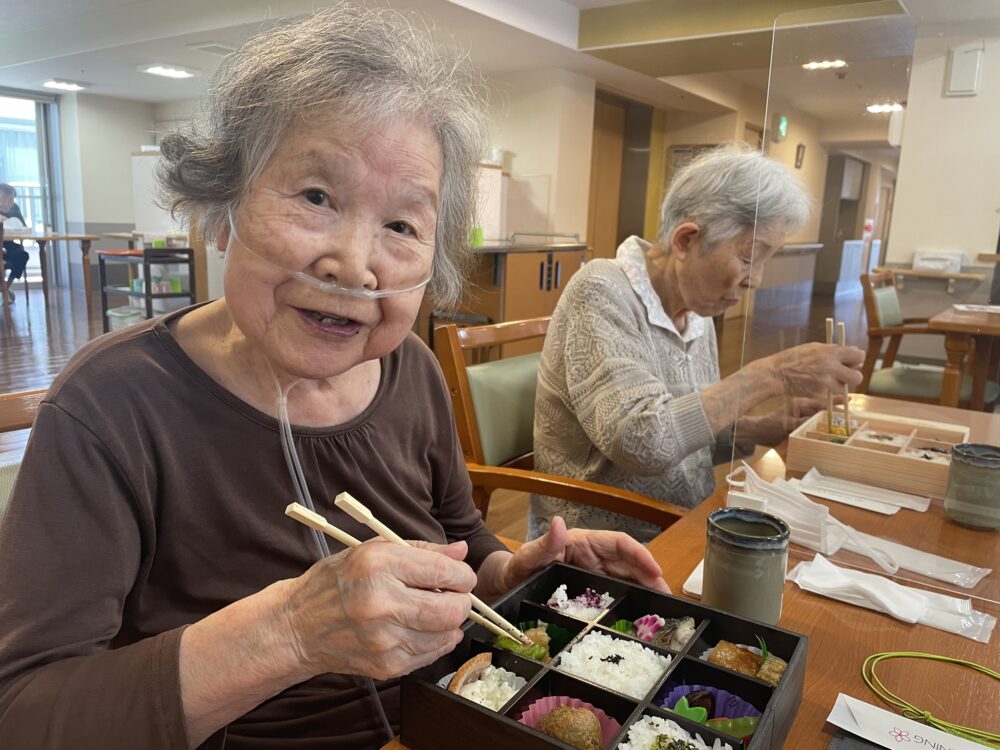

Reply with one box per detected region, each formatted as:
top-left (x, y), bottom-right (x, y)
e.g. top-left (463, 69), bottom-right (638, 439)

top-left (788, 555), bottom-right (996, 644)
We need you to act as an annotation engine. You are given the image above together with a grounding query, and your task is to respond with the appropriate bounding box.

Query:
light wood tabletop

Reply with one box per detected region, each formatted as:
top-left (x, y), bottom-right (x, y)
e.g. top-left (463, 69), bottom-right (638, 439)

top-left (3, 232), bottom-right (102, 322)
top-left (384, 395), bottom-right (999, 750)
top-left (929, 306), bottom-right (1000, 409)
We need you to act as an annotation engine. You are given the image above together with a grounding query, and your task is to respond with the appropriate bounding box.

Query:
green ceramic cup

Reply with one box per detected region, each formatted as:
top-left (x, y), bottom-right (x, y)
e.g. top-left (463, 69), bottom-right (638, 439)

top-left (702, 508), bottom-right (790, 625)
top-left (944, 444), bottom-right (1000, 531)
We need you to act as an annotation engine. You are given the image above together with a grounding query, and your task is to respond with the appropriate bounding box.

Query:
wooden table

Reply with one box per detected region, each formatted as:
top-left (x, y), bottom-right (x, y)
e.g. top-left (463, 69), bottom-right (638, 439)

top-left (6, 233), bottom-right (102, 323)
top-left (384, 395), bottom-right (999, 750)
top-left (104, 231), bottom-right (141, 249)
top-left (929, 306), bottom-right (1000, 409)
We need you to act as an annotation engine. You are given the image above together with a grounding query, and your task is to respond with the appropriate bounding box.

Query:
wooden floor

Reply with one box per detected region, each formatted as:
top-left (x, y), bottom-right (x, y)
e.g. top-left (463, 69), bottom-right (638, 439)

top-left (1, 283), bottom-right (870, 537)
top-left (0, 284), bottom-right (101, 463)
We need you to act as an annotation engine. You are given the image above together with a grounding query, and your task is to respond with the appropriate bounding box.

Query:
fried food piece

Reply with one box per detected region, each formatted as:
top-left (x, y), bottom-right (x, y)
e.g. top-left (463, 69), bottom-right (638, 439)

top-left (536, 706), bottom-right (603, 750)
top-left (708, 640), bottom-right (760, 675)
top-left (708, 640), bottom-right (787, 687)
top-left (446, 652), bottom-right (491, 693)
top-left (755, 653), bottom-right (788, 687)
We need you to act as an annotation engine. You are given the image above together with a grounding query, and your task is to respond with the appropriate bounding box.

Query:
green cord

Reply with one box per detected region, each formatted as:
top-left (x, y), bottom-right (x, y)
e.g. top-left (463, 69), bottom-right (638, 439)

top-left (862, 652), bottom-right (1000, 748)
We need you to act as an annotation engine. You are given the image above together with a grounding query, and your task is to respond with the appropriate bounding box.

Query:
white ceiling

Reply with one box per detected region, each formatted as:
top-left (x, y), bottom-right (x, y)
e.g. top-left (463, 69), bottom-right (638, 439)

top-left (1, 0), bottom-right (996, 126)
top-left (0, 0), bottom-right (721, 111)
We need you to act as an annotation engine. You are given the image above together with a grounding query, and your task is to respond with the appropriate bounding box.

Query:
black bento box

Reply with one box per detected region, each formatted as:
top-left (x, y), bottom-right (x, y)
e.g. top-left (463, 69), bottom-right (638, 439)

top-left (401, 562), bottom-right (807, 750)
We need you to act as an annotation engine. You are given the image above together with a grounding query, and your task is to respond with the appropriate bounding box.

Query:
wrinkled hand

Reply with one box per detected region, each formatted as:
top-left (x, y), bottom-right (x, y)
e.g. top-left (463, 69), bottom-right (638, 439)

top-left (762, 342), bottom-right (864, 398)
top-left (740, 396), bottom-right (834, 446)
top-left (500, 517), bottom-right (669, 594)
top-left (280, 539), bottom-right (474, 680)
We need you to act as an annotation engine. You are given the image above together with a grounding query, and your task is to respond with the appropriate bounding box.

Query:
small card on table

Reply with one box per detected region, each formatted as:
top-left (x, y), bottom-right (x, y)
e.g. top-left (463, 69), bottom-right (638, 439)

top-left (827, 693), bottom-right (984, 750)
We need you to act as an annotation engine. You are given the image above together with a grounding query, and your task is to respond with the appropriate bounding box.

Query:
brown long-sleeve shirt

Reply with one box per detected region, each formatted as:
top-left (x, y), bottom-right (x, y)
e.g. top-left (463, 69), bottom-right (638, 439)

top-left (0, 310), bottom-right (505, 749)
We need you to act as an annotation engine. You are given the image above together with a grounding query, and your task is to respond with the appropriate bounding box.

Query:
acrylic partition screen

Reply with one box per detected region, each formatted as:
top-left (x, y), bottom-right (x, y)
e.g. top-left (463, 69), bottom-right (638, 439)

top-left (727, 3), bottom-right (1000, 612)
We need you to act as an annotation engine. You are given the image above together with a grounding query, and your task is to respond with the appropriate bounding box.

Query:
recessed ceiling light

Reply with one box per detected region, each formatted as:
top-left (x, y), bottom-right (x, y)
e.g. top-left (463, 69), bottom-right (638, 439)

top-left (802, 59), bottom-right (847, 70)
top-left (867, 102), bottom-right (904, 114)
top-left (42, 79), bottom-right (90, 92)
top-left (138, 63), bottom-right (200, 79)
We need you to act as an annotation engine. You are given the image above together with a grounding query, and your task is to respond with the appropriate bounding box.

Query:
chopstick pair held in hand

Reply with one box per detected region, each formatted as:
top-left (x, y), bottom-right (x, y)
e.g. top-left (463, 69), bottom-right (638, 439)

top-left (825, 317), bottom-right (853, 437)
top-left (285, 498), bottom-right (531, 645)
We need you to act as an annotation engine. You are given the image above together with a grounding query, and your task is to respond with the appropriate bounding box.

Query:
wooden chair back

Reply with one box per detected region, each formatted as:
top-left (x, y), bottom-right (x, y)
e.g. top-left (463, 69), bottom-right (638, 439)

top-left (861, 270), bottom-right (901, 329)
top-left (435, 317), bottom-right (549, 470)
top-left (434, 318), bottom-right (686, 529)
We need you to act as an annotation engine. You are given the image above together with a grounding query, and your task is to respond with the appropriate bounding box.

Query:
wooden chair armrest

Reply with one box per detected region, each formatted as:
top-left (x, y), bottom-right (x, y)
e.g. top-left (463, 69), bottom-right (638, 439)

top-left (466, 463), bottom-right (685, 529)
top-left (902, 317), bottom-right (930, 324)
top-left (0, 388), bottom-right (46, 433)
top-left (869, 325), bottom-right (941, 336)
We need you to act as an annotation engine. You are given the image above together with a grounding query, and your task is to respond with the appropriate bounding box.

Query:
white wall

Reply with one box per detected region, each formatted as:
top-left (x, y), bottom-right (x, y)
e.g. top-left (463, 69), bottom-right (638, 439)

top-left (889, 34), bottom-right (1000, 265)
top-left (68, 94), bottom-right (155, 225)
top-left (153, 98), bottom-right (202, 140)
top-left (57, 93), bottom-right (85, 226)
top-left (765, 101), bottom-right (828, 244)
top-left (488, 68), bottom-right (596, 239)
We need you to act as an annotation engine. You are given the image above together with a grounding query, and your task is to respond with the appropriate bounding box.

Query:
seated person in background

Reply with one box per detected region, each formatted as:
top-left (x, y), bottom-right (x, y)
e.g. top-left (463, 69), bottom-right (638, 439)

top-left (530, 144), bottom-right (865, 542)
top-left (0, 183), bottom-right (30, 303)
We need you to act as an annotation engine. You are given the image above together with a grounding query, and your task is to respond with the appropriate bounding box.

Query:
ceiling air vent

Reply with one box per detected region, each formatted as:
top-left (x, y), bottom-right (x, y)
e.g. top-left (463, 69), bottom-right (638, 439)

top-left (186, 41), bottom-right (236, 57)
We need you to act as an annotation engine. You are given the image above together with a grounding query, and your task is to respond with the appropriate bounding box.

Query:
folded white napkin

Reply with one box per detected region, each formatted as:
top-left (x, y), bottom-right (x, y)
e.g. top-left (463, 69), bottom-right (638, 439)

top-left (682, 559), bottom-right (704, 597)
top-left (841, 531), bottom-right (992, 589)
top-left (788, 555), bottom-right (996, 643)
top-left (797, 469), bottom-right (931, 512)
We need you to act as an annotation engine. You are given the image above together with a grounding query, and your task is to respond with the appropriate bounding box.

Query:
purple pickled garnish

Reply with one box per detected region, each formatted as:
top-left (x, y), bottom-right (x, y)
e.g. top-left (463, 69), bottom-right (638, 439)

top-left (573, 588), bottom-right (607, 608)
top-left (633, 613), bottom-right (665, 642)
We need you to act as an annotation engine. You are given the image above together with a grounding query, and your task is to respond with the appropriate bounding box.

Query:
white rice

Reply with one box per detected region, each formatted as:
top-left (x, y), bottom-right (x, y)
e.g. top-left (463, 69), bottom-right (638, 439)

top-left (457, 665), bottom-right (526, 712)
top-left (617, 714), bottom-right (734, 750)
top-left (556, 631), bottom-right (670, 700)
top-left (547, 584), bottom-right (615, 620)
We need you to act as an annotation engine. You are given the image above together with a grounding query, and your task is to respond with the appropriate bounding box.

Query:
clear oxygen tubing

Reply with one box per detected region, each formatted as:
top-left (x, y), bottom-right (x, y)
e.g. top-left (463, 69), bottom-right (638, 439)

top-left (273, 368), bottom-right (395, 742)
top-left (227, 209), bottom-right (431, 299)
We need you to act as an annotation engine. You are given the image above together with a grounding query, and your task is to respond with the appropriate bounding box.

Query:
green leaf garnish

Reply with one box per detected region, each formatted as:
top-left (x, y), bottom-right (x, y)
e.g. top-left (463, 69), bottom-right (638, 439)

top-left (611, 619), bottom-right (636, 635)
top-left (670, 695), bottom-right (708, 724)
top-left (755, 635), bottom-right (769, 666)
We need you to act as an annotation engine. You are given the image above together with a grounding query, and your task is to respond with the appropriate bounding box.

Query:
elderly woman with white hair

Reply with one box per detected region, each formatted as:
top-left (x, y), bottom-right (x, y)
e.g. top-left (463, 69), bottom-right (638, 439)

top-left (531, 145), bottom-right (866, 542)
top-left (0, 8), bottom-right (667, 749)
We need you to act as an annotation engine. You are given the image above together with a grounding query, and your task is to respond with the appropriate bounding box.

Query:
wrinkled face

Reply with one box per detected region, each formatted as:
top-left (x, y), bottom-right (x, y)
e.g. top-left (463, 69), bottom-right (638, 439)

top-left (677, 225), bottom-right (786, 317)
top-left (222, 115), bottom-right (442, 380)
top-left (0, 191), bottom-right (13, 213)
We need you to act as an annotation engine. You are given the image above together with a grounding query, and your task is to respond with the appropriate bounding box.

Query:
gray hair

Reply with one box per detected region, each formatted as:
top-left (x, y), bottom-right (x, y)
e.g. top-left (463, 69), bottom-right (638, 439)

top-left (0, 183), bottom-right (15, 197)
top-left (158, 5), bottom-right (487, 307)
top-left (657, 144), bottom-right (810, 252)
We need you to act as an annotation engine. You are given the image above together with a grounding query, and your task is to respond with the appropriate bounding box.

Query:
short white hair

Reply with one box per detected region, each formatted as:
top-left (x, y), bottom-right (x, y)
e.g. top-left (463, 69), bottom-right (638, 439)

top-left (657, 144), bottom-right (811, 252)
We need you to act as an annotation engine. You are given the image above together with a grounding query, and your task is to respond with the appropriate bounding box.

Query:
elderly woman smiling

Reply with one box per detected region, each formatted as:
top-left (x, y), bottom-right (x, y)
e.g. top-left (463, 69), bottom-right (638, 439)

top-left (531, 146), bottom-right (866, 542)
top-left (0, 9), bottom-right (666, 749)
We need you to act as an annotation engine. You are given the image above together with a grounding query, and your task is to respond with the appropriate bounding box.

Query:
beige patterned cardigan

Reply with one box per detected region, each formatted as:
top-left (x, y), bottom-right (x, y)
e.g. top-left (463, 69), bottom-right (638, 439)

top-left (529, 236), bottom-right (745, 542)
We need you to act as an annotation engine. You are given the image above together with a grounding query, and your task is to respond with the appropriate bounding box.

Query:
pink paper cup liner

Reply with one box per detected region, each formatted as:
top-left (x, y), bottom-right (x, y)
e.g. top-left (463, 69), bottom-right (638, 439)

top-left (661, 684), bottom-right (762, 720)
top-left (518, 695), bottom-right (622, 747)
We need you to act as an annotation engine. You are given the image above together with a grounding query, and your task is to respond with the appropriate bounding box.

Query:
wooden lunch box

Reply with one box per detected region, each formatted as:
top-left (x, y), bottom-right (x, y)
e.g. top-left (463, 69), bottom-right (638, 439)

top-left (786, 408), bottom-right (969, 497)
top-left (401, 563), bottom-right (808, 750)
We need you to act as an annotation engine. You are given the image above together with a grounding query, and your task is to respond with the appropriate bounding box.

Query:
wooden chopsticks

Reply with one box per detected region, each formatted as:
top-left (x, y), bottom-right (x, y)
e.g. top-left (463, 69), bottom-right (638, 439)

top-left (837, 320), bottom-right (852, 437)
top-left (826, 316), bottom-right (852, 438)
top-left (285, 499), bottom-right (531, 645)
top-left (826, 318), bottom-right (835, 434)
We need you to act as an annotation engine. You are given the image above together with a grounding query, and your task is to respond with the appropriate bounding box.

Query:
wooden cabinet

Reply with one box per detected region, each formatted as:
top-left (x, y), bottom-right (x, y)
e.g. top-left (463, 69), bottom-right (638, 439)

top-left (416, 243), bottom-right (591, 356)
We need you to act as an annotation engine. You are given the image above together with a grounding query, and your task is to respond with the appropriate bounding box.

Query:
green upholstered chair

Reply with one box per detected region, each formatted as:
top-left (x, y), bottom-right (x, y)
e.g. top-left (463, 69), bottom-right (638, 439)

top-left (434, 318), bottom-right (685, 527)
top-left (859, 271), bottom-right (999, 407)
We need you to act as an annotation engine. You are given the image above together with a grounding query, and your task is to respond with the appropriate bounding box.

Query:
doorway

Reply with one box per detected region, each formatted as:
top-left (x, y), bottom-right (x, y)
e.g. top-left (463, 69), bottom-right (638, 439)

top-left (0, 93), bottom-right (59, 283)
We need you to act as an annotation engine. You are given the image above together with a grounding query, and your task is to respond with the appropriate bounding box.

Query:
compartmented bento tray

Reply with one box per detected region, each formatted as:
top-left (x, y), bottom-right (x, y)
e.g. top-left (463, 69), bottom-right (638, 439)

top-left (786, 408), bottom-right (968, 497)
top-left (401, 563), bottom-right (807, 750)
